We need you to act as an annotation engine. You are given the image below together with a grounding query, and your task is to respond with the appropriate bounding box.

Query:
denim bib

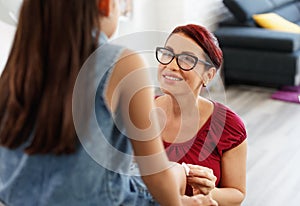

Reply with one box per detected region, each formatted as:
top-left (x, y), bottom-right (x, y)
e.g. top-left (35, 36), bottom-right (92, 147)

top-left (0, 33), bottom-right (158, 206)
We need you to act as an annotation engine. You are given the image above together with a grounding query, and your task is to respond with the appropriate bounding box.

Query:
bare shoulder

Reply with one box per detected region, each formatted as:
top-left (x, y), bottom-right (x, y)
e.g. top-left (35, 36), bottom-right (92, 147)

top-left (105, 49), bottom-right (148, 112)
top-left (114, 49), bottom-right (147, 77)
top-left (198, 97), bottom-right (214, 116)
top-left (106, 48), bottom-right (148, 93)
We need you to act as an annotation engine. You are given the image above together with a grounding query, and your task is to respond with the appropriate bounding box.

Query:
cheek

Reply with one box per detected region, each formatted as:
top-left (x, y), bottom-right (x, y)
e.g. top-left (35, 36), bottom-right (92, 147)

top-left (157, 65), bottom-right (164, 78)
top-left (193, 68), bottom-right (205, 80)
top-left (158, 64), bottom-right (164, 70)
top-left (186, 71), bottom-right (203, 86)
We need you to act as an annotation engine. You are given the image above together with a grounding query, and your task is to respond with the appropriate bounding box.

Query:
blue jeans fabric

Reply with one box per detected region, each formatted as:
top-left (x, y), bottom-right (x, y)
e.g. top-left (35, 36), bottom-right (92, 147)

top-left (0, 33), bottom-right (159, 206)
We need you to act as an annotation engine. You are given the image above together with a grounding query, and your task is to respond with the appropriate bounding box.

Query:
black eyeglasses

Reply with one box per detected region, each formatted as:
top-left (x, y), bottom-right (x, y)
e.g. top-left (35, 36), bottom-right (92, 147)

top-left (155, 47), bottom-right (212, 71)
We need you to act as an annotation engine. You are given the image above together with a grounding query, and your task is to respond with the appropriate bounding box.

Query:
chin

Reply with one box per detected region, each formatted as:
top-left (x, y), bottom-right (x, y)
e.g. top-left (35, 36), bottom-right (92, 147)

top-left (160, 87), bottom-right (180, 96)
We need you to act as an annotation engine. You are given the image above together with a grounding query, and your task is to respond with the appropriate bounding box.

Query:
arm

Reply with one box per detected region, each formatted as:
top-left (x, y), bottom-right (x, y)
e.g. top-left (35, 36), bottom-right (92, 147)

top-left (182, 195), bottom-right (218, 206)
top-left (210, 140), bottom-right (247, 206)
top-left (106, 49), bottom-right (183, 206)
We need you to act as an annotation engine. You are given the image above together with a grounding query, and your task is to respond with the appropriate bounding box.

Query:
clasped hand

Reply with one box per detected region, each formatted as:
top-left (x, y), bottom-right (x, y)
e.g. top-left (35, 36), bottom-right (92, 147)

top-left (186, 164), bottom-right (217, 195)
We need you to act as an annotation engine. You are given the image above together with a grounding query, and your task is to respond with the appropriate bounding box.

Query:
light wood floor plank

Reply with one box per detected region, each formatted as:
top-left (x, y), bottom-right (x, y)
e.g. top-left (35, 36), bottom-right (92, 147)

top-left (223, 85), bottom-right (300, 206)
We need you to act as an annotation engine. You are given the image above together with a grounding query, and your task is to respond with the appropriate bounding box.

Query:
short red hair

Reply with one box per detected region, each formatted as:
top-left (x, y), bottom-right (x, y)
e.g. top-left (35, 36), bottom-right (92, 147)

top-left (171, 24), bottom-right (223, 70)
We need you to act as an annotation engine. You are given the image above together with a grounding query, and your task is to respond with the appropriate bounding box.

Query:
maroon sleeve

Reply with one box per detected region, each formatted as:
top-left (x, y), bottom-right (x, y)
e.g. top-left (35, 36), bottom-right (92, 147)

top-left (214, 103), bottom-right (247, 155)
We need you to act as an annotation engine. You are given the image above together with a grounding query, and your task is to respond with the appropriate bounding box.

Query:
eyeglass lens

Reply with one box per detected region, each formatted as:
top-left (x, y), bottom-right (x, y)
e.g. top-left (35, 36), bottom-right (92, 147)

top-left (156, 47), bottom-right (197, 71)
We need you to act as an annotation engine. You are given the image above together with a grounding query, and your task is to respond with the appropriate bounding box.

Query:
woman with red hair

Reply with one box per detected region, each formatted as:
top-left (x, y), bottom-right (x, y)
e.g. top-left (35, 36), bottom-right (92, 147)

top-left (155, 24), bottom-right (247, 206)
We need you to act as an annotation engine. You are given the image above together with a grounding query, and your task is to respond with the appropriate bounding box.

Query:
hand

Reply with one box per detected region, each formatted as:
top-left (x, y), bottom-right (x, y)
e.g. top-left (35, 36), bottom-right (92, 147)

top-left (186, 164), bottom-right (217, 195)
top-left (181, 194), bottom-right (218, 206)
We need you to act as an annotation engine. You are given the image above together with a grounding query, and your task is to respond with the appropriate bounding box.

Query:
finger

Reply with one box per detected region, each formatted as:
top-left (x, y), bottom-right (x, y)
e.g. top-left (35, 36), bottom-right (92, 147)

top-left (187, 164), bottom-right (213, 172)
top-left (191, 183), bottom-right (212, 195)
top-left (210, 199), bottom-right (218, 206)
top-left (188, 168), bottom-right (217, 182)
top-left (188, 166), bottom-right (214, 177)
top-left (191, 185), bottom-right (211, 196)
top-left (194, 187), bottom-right (211, 195)
top-left (188, 177), bottom-right (215, 188)
top-left (189, 169), bottom-right (217, 182)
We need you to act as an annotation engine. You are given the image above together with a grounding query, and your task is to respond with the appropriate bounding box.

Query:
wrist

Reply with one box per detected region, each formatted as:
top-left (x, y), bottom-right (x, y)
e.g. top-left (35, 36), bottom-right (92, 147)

top-left (209, 187), bottom-right (219, 199)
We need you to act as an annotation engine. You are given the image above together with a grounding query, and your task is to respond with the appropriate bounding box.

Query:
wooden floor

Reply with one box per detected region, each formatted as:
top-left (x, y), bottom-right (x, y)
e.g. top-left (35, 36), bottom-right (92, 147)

top-left (224, 85), bottom-right (300, 206)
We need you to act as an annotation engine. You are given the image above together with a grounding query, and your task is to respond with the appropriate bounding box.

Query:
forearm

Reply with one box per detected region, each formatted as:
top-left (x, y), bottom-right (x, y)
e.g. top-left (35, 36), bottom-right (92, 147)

top-left (142, 163), bottom-right (186, 206)
top-left (210, 187), bottom-right (245, 206)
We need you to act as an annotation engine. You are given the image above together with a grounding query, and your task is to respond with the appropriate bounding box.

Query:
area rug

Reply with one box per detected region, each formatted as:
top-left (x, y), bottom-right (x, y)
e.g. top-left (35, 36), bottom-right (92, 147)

top-left (271, 85), bottom-right (300, 104)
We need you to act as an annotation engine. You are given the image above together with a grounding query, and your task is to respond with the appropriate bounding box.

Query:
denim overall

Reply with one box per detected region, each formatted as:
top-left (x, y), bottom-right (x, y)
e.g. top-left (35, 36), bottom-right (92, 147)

top-left (0, 33), bottom-right (158, 206)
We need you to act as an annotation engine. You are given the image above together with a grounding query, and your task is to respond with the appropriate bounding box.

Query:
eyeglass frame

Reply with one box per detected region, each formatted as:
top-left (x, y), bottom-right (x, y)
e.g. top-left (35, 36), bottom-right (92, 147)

top-left (155, 47), bottom-right (212, 71)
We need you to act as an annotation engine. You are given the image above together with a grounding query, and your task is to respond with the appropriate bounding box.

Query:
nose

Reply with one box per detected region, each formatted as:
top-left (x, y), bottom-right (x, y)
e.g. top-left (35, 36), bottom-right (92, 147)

top-left (166, 57), bottom-right (180, 71)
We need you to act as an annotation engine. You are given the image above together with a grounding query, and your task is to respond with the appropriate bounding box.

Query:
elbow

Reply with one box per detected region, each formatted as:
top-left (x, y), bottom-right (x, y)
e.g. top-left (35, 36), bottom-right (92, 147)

top-left (234, 189), bottom-right (246, 206)
top-left (232, 184), bottom-right (247, 205)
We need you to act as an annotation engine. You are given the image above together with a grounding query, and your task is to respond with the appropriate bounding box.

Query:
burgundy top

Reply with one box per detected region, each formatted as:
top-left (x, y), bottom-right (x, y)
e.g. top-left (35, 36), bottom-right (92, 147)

top-left (163, 102), bottom-right (247, 196)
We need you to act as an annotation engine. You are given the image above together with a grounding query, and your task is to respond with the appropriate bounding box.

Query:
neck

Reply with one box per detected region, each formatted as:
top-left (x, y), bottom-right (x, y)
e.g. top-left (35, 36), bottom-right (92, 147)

top-left (161, 93), bottom-right (202, 143)
top-left (168, 93), bottom-right (200, 119)
top-left (100, 18), bottom-right (115, 38)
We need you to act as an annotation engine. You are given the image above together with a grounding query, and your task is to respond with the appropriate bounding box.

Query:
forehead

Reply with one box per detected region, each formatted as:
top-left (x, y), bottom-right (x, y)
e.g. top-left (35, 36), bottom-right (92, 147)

top-left (165, 33), bottom-right (205, 57)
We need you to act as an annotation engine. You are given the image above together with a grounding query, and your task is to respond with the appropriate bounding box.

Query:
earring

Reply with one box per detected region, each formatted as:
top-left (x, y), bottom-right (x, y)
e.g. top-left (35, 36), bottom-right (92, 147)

top-left (203, 82), bottom-right (207, 87)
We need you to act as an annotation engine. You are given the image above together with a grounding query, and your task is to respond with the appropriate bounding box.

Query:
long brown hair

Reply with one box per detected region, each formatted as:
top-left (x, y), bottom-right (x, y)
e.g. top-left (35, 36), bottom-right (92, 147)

top-left (0, 0), bottom-right (101, 154)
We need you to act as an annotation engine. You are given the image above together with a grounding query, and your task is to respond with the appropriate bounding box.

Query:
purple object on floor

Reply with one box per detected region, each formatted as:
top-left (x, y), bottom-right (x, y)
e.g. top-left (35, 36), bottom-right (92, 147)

top-left (271, 91), bottom-right (300, 104)
top-left (271, 85), bottom-right (300, 104)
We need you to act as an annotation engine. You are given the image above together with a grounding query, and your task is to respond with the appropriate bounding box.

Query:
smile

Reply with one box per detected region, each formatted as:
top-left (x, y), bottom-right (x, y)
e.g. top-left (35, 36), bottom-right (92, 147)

top-left (163, 75), bottom-right (183, 81)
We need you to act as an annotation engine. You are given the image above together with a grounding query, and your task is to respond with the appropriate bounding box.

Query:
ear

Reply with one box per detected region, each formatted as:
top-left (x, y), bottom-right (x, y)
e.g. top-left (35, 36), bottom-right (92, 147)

top-left (98, 0), bottom-right (110, 17)
top-left (204, 67), bottom-right (216, 82)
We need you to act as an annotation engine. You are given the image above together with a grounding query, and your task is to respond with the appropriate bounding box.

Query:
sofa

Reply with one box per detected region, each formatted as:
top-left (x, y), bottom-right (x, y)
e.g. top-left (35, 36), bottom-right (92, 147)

top-left (214, 0), bottom-right (300, 87)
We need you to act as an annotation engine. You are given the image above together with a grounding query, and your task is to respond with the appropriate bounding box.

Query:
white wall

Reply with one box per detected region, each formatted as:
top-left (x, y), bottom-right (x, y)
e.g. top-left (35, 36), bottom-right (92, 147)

top-left (0, 0), bottom-right (227, 74)
top-left (0, 20), bottom-right (15, 75)
top-left (0, 0), bottom-right (19, 75)
top-left (118, 0), bottom-right (227, 35)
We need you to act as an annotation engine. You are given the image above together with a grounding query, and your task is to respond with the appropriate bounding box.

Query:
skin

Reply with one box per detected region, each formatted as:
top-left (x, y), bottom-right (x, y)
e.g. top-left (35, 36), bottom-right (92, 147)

top-left (155, 32), bottom-right (247, 206)
top-left (101, 0), bottom-right (218, 205)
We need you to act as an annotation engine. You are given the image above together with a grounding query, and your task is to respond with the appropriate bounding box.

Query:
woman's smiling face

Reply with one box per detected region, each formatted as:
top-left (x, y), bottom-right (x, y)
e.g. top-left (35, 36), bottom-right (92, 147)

top-left (157, 32), bottom-right (210, 96)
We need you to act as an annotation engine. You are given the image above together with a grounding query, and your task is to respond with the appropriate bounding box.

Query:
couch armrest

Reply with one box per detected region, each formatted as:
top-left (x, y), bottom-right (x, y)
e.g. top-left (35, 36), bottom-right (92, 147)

top-left (219, 17), bottom-right (257, 27)
top-left (214, 27), bottom-right (300, 52)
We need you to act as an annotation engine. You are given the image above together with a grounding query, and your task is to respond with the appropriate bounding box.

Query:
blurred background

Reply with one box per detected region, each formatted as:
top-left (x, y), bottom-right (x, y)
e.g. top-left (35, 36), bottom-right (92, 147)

top-left (1, 1), bottom-right (300, 206)
top-left (0, 0), bottom-right (228, 74)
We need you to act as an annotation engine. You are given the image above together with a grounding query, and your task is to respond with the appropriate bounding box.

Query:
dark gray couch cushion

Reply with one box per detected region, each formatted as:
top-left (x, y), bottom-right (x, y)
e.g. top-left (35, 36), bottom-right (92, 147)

top-left (218, 0), bottom-right (300, 87)
top-left (273, 2), bottom-right (300, 22)
top-left (271, 0), bottom-right (296, 7)
top-left (215, 27), bottom-right (300, 52)
top-left (223, 0), bottom-right (298, 22)
top-left (223, 0), bottom-right (275, 22)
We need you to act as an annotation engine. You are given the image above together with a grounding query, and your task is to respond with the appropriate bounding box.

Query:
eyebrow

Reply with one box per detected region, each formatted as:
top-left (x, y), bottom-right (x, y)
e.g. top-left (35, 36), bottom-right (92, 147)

top-left (165, 46), bottom-right (197, 56)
